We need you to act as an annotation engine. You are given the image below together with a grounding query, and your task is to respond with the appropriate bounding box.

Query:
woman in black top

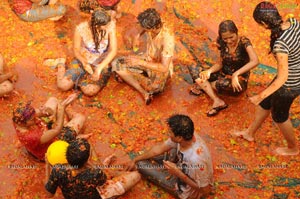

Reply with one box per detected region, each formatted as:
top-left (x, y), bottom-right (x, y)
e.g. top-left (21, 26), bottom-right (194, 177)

top-left (233, 1), bottom-right (300, 156)
top-left (191, 20), bottom-right (259, 117)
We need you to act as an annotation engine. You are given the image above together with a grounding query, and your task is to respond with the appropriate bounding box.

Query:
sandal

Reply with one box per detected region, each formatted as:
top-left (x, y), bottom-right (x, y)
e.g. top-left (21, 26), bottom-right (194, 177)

top-left (207, 104), bottom-right (228, 117)
top-left (189, 83), bottom-right (204, 96)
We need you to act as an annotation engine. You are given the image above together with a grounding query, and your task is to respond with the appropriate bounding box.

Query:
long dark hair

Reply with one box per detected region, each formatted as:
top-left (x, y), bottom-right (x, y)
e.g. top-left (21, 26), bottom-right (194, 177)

top-left (217, 20), bottom-right (238, 51)
top-left (253, 1), bottom-right (283, 52)
top-left (91, 9), bottom-right (111, 52)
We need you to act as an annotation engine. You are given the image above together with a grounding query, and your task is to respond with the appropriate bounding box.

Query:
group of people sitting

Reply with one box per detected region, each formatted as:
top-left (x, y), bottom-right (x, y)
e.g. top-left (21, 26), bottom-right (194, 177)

top-left (3, 0), bottom-right (300, 198)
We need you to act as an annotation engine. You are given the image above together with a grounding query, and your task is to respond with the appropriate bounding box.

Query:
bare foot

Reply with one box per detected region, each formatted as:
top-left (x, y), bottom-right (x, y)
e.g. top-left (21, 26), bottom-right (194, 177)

top-left (103, 154), bottom-right (117, 166)
top-left (76, 133), bottom-right (93, 140)
top-left (43, 58), bottom-right (66, 67)
top-left (275, 147), bottom-right (299, 156)
top-left (49, 15), bottom-right (63, 21)
top-left (230, 130), bottom-right (255, 142)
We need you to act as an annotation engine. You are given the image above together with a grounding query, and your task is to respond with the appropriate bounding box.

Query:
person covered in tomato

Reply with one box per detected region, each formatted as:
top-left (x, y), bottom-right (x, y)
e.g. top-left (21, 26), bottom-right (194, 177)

top-left (111, 8), bottom-right (175, 105)
top-left (233, 2), bottom-right (300, 156)
top-left (12, 93), bottom-right (87, 161)
top-left (45, 138), bottom-right (141, 199)
top-left (79, 0), bottom-right (121, 19)
top-left (123, 114), bottom-right (213, 199)
top-left (190, 20), bottom-right (259, 117)
top-left (0, 53), bottom-right (15, 97)
top-left (55, 9), bottom-right (117, 96)
top-left (10, 0), bottom-right (66, 22)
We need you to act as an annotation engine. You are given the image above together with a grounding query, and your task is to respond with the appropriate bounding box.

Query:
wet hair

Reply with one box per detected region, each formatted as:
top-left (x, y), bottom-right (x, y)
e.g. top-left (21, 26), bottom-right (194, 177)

top-left (12, 101), bottom-right (35, 125)
top-left (98, 0), bottom-right (120, 10)
top-left (66, 139), bottom-right (91, 169)
top-left (167, 114), bottom-right (194, 141)
top-left (91, 9), bottom-right (111, 52)
top-left (217, 20), bottom-right (238, 51)
top-left (137, 8), bottom-right (162, 30)
top-left (253, 1), bottom-right (283, 52)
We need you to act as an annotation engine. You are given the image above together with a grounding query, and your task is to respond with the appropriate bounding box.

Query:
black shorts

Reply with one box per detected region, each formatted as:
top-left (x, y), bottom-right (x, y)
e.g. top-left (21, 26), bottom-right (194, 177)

top-left (58, 127), bottom-right (77, 143)
top-left (260, 86), bottom-right (300, 123)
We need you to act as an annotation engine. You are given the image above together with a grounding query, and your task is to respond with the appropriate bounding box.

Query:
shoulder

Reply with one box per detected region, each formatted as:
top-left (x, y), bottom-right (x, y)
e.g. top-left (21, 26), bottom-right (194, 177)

top-left (162, 23), bottom-right (174, 37)
top-left (50, 164), bottom-right (68, 176)
top-left (76, 21), bottom-right (89, 32)
top-left (86, 167), bottom-right (105, 177)
top-left (194, 135), bottom-right (211, 157)
top-left (108, 20), bottom-right (116, 30)
top-left (239, 36), bottom-right (252, 47)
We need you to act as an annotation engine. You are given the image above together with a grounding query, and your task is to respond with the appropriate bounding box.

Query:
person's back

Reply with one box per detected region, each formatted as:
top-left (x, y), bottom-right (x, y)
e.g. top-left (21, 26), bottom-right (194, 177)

top-left (45, 139), bottom-right (141, 198)
top-left (46, 164), bottom-right (106, 199)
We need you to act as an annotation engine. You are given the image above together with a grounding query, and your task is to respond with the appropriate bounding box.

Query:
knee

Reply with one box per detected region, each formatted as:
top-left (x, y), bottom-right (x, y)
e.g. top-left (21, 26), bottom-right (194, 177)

top-left (57, 82), bottom-right (73, 92)
top-left (48, 97), bottom-right (58, 103)
top-left (59, 5), bottom-right (67, 15)
top-left (272, 113), bottom-right (288, 123)
top-left (81, 86), bottom-right (100, 97)
top-left (132, 171), bottom-right (142, 181)
top-left (0, 81), bottom-right (14, 96)
top-left (82, 90), bottom-right (99, 97)
top-left (74, 113), bottom-right (86, 123)
top-left (111, 58), bottom-right (118, 69)
top-left (56, 4), bottom-right (67, 15)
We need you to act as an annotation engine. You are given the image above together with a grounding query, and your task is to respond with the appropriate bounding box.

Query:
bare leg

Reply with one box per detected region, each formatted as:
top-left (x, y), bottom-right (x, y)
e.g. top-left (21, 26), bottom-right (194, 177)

top-left (275, 120), bottom-right (299, 155)
top-left (48, 0), bottom-right (58, 5)
top-left (64, 112), bottom-right (86, 134)
top-left (0, 54), bottom-right (14, 96)
top-left (232, 106), bottom-right (270, 141)
top-left (40, 97), bottom-right (58, 117)
top-left (0, 54), bottom-right (3, 73)
top-left (195, 79), bottom-right (226, 110)
top-left (116, 71), bottom-right (151, 104)
top-left (80, 84), bottom-right (101, 97)
top-left (0, 81), bottom-right (14, 97)
top-left (57, 63), bottom-right (75, 91)
top-left (112, 171), bottom-right (141, 191)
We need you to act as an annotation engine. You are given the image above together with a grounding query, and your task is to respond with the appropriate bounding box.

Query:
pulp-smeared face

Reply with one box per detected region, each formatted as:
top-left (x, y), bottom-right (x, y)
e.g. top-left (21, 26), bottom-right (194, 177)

top-left (221, 31), bottom-right (238, 47)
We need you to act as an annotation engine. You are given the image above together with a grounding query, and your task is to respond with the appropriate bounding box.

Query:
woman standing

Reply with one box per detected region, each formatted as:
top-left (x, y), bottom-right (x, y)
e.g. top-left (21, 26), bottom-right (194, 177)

top-left (56, 9), bottom-right (117, 96)
top-left (234, 2), bottom-right (300, 156)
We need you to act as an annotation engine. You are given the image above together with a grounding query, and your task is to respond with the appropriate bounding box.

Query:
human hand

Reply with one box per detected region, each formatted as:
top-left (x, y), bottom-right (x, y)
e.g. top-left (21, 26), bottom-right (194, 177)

top-left (199, 70), bottom-right (211, 81)
top-left (10, 72), bottom-right (18, 82)
top-left (122, 160), bottom-right (137, 171)
top-left (249, 94), bottom-right (263, 106)
top-left (61, 93), bottom-right (78, 107)
top-left (124, 56), bottom-right (141, 66)
top-left (231, 74), bottom-right (242, 92)
top-left (38, 106), bottom-right (54, 117)
top-left (90, 70), bottom-right (101, 81)
top-left (83, 63), bottom-right (94, 75)
top-left (163, 160), bottom-right (179, 175)
top-left (76, 133), bottom-right (93, 140)
top-left (103, 154), bottom-right (117, 166)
